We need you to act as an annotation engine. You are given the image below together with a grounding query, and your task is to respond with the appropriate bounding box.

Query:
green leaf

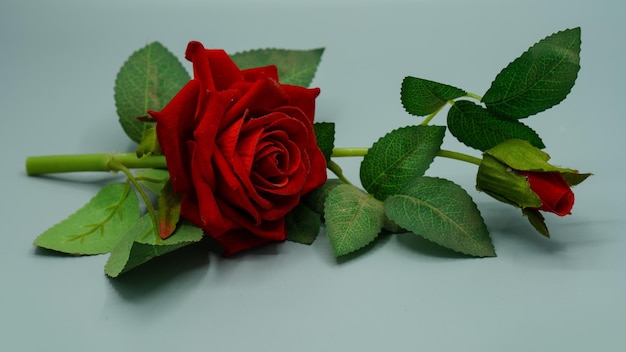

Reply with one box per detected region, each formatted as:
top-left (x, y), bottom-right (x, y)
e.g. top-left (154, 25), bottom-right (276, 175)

top-left (485, 139), bottom-right (579, 174)
top-left (115, 42), bottom-right (191, 143)
top-left (562, 172), bottom-right (592, 187)
top-left (135, 126), bottom-right (162, 157)
top-left (230, 48), bottom-right (324, 87)
top-left (447, 100), bottom-right (545, 151)
top-left (302, 178), bottom-right (345, 215)
top-left (384, 177), bottom-right (495, 257)
top-left (135, 169), bottom-right (170, 195)
top-left (324, 184), bottom-right (385, 256)
top-left (286, 203), bottom-right (321, 245)
top-left (34, 183), bottom-right (140, 255)
top-left (105, 215), bottom-right (204, 277)
top-left (482, 27), bottom-right (581, 119)
top-left (313, 122), bottom-right (335, 162)
top-left (157, 180), bottom-right (182, 239)
top-left (523, 208), bottom-right (550, 238)
top-left (401, 77), bottom-right (466, 116)
top-left (360, 125), bottom-right (445, 200)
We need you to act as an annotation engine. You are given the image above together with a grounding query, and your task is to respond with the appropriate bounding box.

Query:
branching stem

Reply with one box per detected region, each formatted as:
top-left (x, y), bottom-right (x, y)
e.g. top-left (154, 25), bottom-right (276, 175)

top-left (108, 159), bottom-right (160, 240)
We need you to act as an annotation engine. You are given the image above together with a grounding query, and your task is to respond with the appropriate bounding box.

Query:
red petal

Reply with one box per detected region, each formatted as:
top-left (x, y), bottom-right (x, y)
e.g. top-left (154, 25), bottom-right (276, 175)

top-left (224, 77), bottom-right (290, 124)
top-left (242, 65), bottom-right (279, 82)
top-left (281, 86), bottom-right (320, 122)
top-left (149, 80), bottom-right (200, 195)
top-left (519, 171), bottom-right (575, 216)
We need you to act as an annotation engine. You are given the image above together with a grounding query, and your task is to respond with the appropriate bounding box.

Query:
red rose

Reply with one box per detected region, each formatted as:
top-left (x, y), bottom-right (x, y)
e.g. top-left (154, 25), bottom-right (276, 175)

top-left (149, 41), bottom-right (327, 255)
top-left (517, 171), bottom-right (574, 216)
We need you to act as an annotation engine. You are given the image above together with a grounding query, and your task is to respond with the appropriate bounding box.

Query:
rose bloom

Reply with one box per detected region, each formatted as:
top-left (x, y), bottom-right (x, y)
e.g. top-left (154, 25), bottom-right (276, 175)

top-left (149, 41), bottom-right (327, 255)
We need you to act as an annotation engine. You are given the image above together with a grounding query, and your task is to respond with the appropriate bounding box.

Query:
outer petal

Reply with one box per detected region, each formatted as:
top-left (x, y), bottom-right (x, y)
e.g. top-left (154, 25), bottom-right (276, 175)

top-left (204, 49), bottom-right (244, 91)
top-left (281, 86), bottom-right (320, 122)
top-left (242, 65), bottom-right (280, 82)
top-left (301, 146), bottom-right (328, 195)
top-left (185, 42), bottom-right (244, 91)
top-left (149, 80), bottom-right (201, 194)
top-left (224, 77), bottom-right (290, 125)
top-left (185, 41), bottom-right (216, 91)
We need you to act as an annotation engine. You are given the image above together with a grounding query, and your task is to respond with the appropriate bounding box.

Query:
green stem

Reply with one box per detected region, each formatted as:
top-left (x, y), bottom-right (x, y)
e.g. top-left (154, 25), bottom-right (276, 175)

top-left (436, 149), bottom-right (482, 166)
top-left (26, 153), bottom-right (165, 238)
top-left (327, 159), bottom-right (353, 185)
top-left (108, 160), bottom-right (160, 240)
top-left (420, 104), bottom-right (446, 126)
top-left (331, 148), bottom-right (368, 157)
top-left (25, 153), bottom-right (166, 175)
top-left (331, 147), bottom-right (481, 166)
top-left (466, 92), bottom-right (483, 101)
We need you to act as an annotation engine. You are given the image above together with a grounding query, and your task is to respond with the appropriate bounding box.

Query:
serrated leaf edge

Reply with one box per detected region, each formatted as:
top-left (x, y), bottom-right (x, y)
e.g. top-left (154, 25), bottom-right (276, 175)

top-left (324, 185), bottom-right (384, 256)
top-left (385, 177), bottom-right (496, 257)
top-left (231, 47), bottom-right (325, 87)
top-left (482, 27), bottom-right (581, 118)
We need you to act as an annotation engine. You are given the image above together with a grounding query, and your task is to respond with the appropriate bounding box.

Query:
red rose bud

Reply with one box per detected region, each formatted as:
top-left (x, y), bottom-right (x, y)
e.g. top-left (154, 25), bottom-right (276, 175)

top-left (148, 41), bottom-right (327, 256)
top-left (517, 171), bottom-right (574, 216)
top-left (476, 139), bottom-right (589, 217)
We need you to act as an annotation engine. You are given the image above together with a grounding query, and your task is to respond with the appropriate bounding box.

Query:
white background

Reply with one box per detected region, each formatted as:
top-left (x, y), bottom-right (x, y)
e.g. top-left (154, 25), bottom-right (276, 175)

top-left (1, 1), bottom-right (624, 351)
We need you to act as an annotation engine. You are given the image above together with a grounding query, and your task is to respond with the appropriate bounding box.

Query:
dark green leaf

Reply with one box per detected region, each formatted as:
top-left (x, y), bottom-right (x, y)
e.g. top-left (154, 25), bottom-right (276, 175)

top-left (286, 204), bottom-right (321, 245)
top-left (34, 184), bottom-right (140, 255)
top-left (401, 77), bottom-right (466, 116)
top-left (360, 125), bottom-right (445, 200)
top-left (384, 177), bottom-right (495, 257)
top-left (482, 28), bottom-right (581, 119)
top-left (562, 172), bottom-right (592, 187)
top-left (105, 215), bottom-right (204, 277)
top-left (230, 48), bottom-right (324, 87)
top-left (523, 209), bottom-right (550, 238)
top-left (313, 122), bottom-right (335, 162)
top-left (115, 42), bottom-right (191, 143)
top-left (324, 184), bottom-right (385, 256)
top-left (447, 100), bottom-right (545, 151)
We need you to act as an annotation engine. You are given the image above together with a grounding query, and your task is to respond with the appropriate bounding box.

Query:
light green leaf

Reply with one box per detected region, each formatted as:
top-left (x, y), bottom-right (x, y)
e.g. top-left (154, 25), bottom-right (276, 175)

top-left (384, 177), bottom-right (495, 257)
top-left (34, 183), bottom-right (140, 255)
top-left (313, 122), bottom-right (335, 162)
top-left (447, 100), bottom-right (545, 151)
top-left (360, 125), bottom-right (445, 200)
top-left (230, 48), bottom-right (324, 87)
top-left (302, 178), bottom-right (345, 215)
top-left (485, 139), bottom-right (578, 174)
top-left (401, 77), bottom-right (466, 116)
top-left (135, 169), bottom-right (170, 195)
top-left (286, 203), bottom-right (321, 245)
top-left (135, 126), bottom-right (162, 157)
top-left (105, 215), bottom-right (204, 277)
top-left (115, 42), bottom-right (191, 143)
top-left (324, 184), bottom-right (385, 256)
top-left (482, 28), bottom-right (581, 119)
